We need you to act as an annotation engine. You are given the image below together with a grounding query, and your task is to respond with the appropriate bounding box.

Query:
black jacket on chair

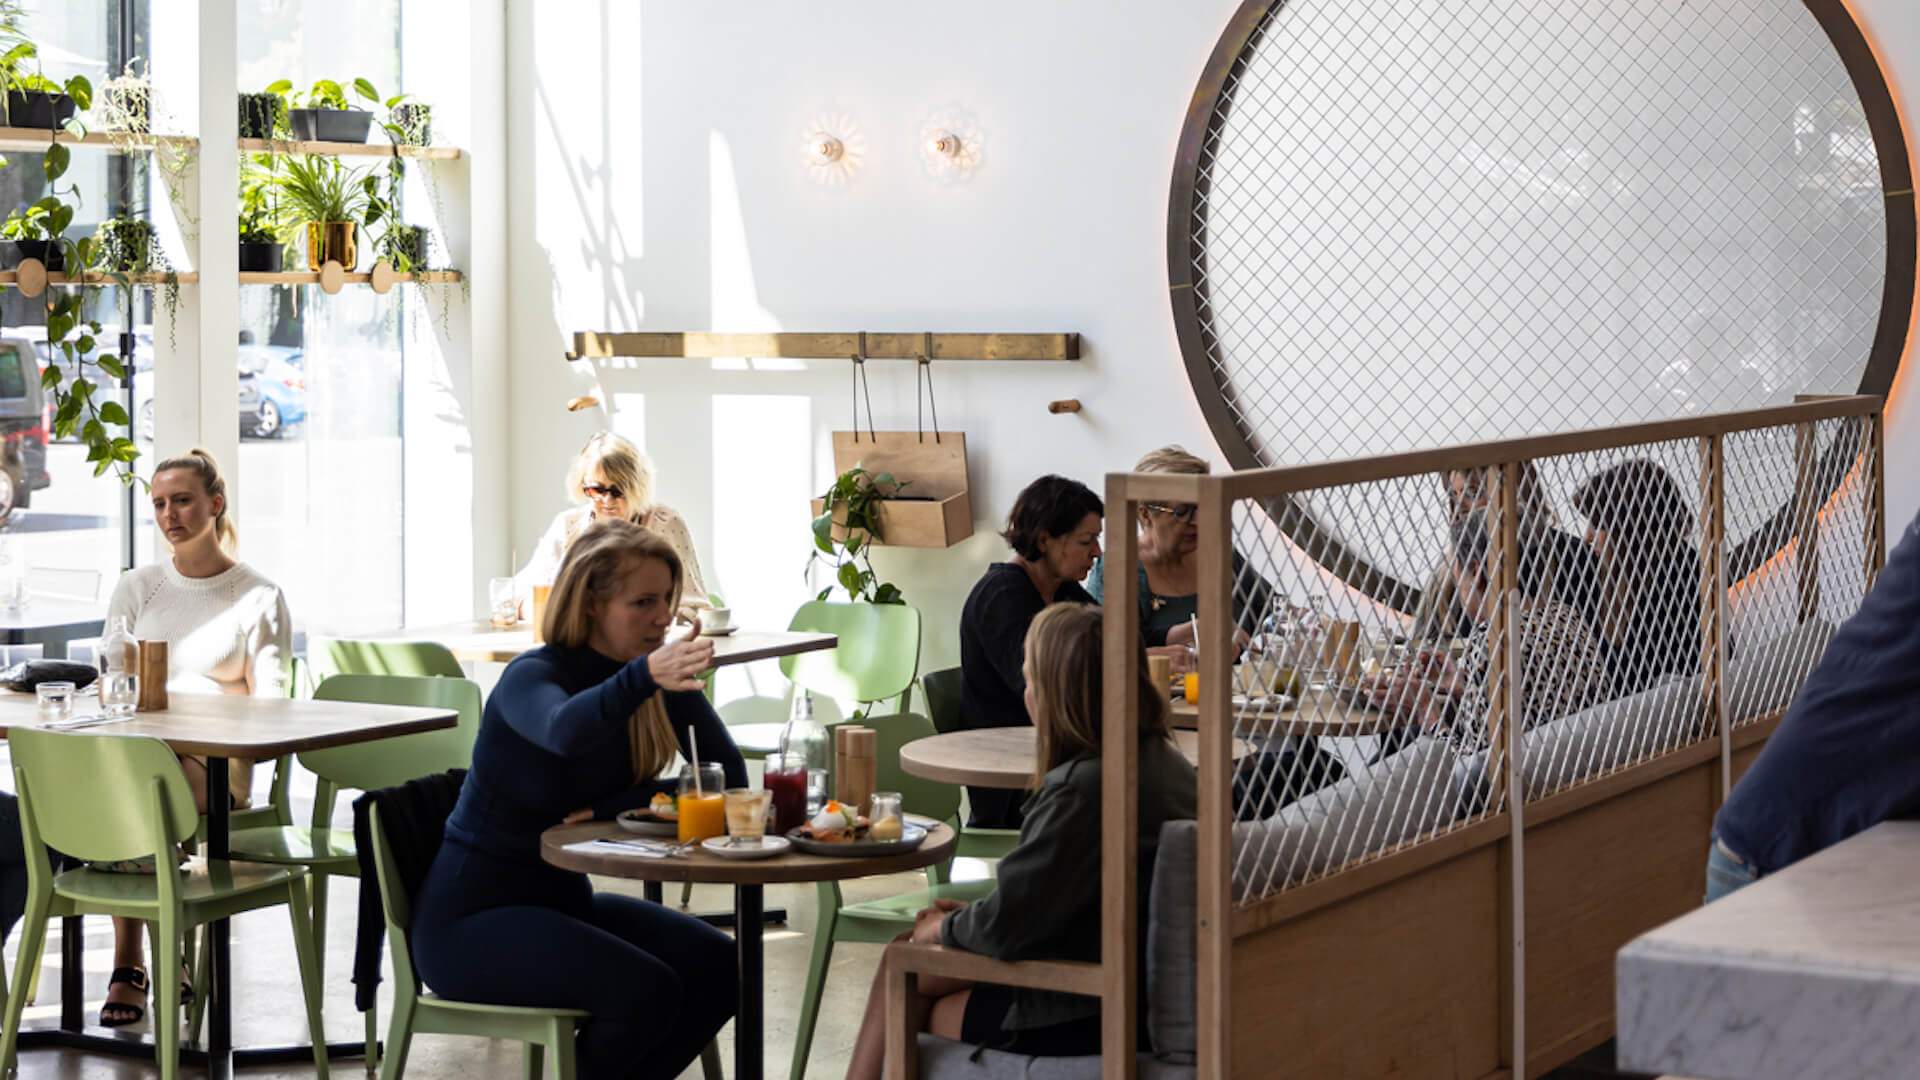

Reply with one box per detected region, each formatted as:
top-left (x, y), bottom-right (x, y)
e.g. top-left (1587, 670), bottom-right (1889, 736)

top-left (351, 768), bottom-right (466, 1012)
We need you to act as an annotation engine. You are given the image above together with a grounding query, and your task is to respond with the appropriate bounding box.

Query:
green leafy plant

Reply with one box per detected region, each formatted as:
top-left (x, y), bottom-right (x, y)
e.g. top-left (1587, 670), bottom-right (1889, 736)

top-left (239, 153), bottom-right (285, 242)
top-left (97, 215), bottom-right (178, 333)
top-left (809, 466), bottom-right (908, 605)
top-left (1, 195), bottom-right (66, 242)
top-left (276, 153), bottom-right (371, 225)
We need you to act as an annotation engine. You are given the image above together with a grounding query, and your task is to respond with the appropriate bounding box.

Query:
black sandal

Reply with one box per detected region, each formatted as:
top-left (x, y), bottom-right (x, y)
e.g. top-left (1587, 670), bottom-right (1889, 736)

top-left (100, 965), bottom-right (149, 1028)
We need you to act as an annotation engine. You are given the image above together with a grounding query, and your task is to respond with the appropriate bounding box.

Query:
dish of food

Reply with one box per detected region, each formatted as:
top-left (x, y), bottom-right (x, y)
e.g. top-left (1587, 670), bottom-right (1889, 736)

top-left (786, 802), bottom-right (928, 857)
top-left (615, 804), bottom-right (680, 837)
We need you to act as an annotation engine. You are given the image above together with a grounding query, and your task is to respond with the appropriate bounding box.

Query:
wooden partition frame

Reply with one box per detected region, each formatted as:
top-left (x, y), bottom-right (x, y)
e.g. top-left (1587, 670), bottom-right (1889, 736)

top-left (1131, 395), bottom-right (1884, 1079)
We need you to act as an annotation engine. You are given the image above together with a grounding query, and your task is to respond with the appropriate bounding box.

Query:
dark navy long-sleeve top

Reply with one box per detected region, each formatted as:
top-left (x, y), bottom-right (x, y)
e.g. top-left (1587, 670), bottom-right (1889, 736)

top-left (1715, 510), bottom-right (1920, 874)
top-left (441, 642), bottom-right (747, 868)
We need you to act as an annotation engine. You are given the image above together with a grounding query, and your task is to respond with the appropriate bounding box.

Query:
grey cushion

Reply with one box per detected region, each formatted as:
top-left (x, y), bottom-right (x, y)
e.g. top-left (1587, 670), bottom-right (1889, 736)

top-left (1727, 618), bottom-right (1833, 722)
top-left (1449, 674), bottom-right (1704, 803)
top-left (917, 1034), bottom-right (1194, 1079)
top-left (1148, 821), bottom-right (1199, 1060)
top-left (1231, 737), bottom-right (1462, 895)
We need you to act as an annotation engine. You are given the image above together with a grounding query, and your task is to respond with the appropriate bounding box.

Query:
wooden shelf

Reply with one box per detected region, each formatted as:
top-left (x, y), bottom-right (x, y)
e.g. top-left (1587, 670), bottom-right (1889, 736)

top-left (569, 331), bottom-right (1080, 363)
top-left (0, 269), bottom-right (197, 286)
top-left (0, 128), bottom-right (197, 153)
top-left (241, 269), bottom-right (462, 285)
top-left (239, 137), bottom-right (461, 160)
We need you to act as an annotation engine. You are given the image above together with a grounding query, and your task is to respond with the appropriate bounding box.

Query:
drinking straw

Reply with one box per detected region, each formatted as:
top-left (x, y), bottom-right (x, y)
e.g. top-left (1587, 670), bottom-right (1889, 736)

top-left (1189, 614), bottom-right (1200, 655)
top-left (690, 728), bottom-right (704, 796)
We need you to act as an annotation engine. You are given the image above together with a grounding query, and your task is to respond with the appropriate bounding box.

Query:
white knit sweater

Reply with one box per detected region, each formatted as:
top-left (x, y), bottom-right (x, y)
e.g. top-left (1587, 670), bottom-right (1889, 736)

top-left (513, 503), bottom-right (711, 604)
top-left (105, 560), bottom-right (293, 805)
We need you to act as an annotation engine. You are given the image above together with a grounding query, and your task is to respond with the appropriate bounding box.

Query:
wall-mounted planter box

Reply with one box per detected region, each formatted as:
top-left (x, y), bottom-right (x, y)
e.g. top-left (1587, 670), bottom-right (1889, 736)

top-left (810, 431), bottom-right (973, 549)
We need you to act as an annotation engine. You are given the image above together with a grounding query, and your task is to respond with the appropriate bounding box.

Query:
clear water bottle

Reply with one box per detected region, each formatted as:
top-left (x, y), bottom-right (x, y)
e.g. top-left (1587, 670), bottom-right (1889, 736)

top-left (98, 615), bottom-right (137, 679)
top-left (780, 691), bottom-right (830, 773)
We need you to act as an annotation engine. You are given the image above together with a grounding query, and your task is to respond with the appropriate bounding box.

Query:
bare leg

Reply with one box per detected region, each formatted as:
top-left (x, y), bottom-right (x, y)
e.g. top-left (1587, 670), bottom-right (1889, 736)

top-left (105, 754), bottom-right (213, 1020)
top-left (845, 932), bottom-right (974, 1080)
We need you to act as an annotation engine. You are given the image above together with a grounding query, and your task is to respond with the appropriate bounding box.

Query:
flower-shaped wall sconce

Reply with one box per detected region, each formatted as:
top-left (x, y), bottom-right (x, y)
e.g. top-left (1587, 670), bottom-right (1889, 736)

top-left (802, 114), bottom-right (865, 187)
top-left (920, 108), bottom-right (985, 181)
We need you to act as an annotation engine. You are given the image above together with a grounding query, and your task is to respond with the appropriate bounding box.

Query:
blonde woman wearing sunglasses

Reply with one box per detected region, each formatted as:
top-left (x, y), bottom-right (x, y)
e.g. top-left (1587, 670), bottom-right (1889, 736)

top-left (514, 432), bottom-right (709, 614)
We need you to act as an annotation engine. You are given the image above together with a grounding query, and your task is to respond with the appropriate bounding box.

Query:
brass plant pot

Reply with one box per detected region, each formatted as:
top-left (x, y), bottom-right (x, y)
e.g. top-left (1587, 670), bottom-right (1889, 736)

top-left (305, 221), bottom-right (357, 271)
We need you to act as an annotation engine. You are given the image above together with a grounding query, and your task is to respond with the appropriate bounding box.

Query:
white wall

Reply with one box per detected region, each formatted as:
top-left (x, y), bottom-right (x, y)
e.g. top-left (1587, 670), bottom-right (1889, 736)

top-left (503, 0), bottom-right (1920, 690)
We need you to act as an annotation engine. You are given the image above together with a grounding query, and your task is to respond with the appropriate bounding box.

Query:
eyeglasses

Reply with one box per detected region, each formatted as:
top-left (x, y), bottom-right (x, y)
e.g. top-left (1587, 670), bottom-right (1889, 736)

top-left (583, 483), bottom-right (624, 500)
top-left (1144, 503), bottom-right (1197, 523)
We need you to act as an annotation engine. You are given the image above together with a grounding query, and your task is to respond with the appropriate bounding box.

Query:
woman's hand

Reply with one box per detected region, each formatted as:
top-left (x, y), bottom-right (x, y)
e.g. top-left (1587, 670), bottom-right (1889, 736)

top-left (910, 902), bottom-right (962, 944)
top-left (647, 634), bottom-right (715, 691)
top-left (561, 808), bottom-right (593, 825)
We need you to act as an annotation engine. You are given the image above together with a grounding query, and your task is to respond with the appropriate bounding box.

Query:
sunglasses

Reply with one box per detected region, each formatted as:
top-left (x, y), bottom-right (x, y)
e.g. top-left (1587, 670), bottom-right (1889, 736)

top-left (583, 483), bottom-right (625, 500)
top-left (1144, 502), bottom-right (1197, 523)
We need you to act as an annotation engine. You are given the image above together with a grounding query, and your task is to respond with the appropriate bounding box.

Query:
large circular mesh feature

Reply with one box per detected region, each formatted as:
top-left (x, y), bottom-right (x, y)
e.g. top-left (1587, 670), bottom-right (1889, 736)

top-left (1174, 0), bottom-right (1905, 594)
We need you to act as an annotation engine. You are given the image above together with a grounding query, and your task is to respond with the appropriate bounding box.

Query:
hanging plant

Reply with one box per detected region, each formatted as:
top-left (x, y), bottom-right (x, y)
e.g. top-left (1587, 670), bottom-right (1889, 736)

top-left (97, 215), bottom-right (179, 339)
top-left (808, 466), bottom-right (908, 605)
top-left (98, 60), bottom-right (150, 134)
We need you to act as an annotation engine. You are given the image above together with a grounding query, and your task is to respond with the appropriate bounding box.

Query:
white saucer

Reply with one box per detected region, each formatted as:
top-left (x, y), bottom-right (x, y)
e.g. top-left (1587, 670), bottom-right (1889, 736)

top-left (702, 835), bottom-right (790, 860)
top-left (698, 626), bottom-right (738, 637)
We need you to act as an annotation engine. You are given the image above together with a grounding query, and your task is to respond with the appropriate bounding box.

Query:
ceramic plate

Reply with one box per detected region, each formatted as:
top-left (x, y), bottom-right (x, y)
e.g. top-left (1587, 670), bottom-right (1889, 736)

top-left (701, 835), bottom-right (791, 860)
top-left (785, 823), bottom-right (928, 857)
top-left (615, 809), bottom-right (679, 837)
top-left (698, 626), bottom-right (738, 637)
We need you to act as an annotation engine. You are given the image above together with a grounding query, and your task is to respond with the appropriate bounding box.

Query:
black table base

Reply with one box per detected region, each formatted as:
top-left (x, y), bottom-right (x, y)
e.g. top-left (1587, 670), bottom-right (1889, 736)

top-left (735, 884), bottom-right (765, 1080)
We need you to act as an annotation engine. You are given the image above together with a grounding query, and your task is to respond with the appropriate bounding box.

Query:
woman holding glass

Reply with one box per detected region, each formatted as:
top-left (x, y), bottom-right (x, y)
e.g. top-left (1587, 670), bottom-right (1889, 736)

top-left (414, 519), bottom-right (744, 1080)
top-left (96, 449), bottom-right (292, 1026)
top-left (513, 431), bottom-right (709, 615)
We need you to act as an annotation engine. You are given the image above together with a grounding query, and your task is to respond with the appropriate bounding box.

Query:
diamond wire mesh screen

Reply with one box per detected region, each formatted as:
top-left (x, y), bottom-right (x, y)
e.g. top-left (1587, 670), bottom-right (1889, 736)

top-left (1216, 413), bottom-right (1876, 904)
top-left (1182, 0), bottom-right (1892, 602)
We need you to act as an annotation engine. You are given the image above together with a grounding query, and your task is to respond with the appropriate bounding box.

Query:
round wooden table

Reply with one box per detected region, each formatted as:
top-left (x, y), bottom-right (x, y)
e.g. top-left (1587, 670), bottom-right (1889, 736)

top-left (899, 728), bottom-right (1251, 790)
top-left (542, 820), bottom-right (957, 1080)
top-left (1168, 688), bottom-right (1410, 737)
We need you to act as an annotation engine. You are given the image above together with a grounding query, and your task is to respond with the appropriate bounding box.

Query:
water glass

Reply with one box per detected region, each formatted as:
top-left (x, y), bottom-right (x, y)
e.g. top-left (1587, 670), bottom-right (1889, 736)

top-left (488, 577), bottom-right (519, 629)
top-left (34, 681), bottom-right (73, 723)
top-left (99, 671), bottom-right (138, 718)
top-left (723, 788), bottom-right (771, 842)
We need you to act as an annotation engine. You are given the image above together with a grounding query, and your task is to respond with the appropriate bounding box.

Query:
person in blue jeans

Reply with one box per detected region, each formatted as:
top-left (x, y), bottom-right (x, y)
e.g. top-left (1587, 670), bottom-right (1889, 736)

top-left (1708, 509), bottom-right (1920, 902)
top-left (413, 519), bottom-right (744, 1079)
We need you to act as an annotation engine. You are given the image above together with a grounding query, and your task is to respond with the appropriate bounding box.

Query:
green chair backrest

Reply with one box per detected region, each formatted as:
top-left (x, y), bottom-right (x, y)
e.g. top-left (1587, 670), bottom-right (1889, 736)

top-left (11, 728), bottom-right (198, 863)
top-left (368, 803), bottom-right (425, 1004)
top-left (824, 712), bottom-right (959, 824)
top-left (921, 667), bottom-right (964, 735)
top-left (316, 637), bottom-right (464, 679)
top-left (300, 674), bottom-right (482, 792)
top-left (780, 601), bottom-right (922, 705)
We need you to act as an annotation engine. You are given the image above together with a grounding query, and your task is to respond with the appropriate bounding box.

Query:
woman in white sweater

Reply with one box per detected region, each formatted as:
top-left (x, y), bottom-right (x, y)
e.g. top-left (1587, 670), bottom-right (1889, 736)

top-left (97, 448), bottom-right (292, 1027)
top-left (513, 431), bottom-right (709, 610)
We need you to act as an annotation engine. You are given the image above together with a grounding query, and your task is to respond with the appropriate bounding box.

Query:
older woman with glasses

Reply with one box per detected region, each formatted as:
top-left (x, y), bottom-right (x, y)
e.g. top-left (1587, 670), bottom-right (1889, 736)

top-left (515, 432), bottom-right (709, 614)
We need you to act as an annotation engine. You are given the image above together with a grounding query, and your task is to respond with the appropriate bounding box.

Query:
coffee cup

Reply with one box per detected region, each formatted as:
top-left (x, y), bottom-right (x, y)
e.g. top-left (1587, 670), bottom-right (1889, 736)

top-left (703, 606), bottom-right (733, 634)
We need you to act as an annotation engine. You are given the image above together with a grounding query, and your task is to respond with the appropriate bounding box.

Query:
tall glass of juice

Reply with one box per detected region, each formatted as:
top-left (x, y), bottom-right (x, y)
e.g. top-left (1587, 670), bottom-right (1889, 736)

top-left (764, 752), bottom-right (808, 835)
top-left (677, 763), bottom-right (727, 843)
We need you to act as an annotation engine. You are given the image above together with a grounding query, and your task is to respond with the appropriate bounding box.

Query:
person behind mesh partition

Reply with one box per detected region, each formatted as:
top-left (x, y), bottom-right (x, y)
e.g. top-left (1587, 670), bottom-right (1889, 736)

top-left (1571, 458), bottom-right (1702, 693)
top-left (1707, 509), bottom-right (1920, 902)
top-left (843, 603), bottom-right (1196, 1078)
top-left (1371, 509), bottom-right (1612, 758)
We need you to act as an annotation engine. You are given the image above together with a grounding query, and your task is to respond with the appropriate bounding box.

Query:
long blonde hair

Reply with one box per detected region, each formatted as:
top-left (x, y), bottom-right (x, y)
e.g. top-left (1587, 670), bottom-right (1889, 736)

top-left (153, 448), bottom-right (237, 555)
top-left (1027, 603), bottom-right (1169, 787)
top-left (564, 432), bottom-right (655, 522)
top-left (543, 518), bottom-right (685, 782)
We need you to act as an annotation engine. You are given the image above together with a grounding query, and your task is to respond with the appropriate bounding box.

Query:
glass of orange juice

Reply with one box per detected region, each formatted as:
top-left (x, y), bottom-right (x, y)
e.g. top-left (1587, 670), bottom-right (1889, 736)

top-left (1183, 671), bottom-right (1199, 704)
top-left (677, 763), bottom-right (727, 843)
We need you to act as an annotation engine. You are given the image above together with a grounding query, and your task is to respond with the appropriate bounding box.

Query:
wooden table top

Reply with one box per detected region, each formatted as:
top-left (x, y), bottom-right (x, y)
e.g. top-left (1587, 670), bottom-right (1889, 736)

top-left (1168, 687), bottom-right (1406, 736)
top-left (541, 820), bottom-right (957, 885)
top-left (389, 621), bottom-right (838, 667)
top-left (0, 689), bottom-right (457, 758)
top-left (898, 727), bottom-right (1248, 790)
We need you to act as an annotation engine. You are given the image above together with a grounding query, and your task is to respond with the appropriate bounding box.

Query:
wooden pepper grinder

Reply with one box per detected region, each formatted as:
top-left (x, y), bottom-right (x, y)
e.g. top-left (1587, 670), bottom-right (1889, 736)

top-left (136, 640), bottom-right (168, 711)
top-left (836, 726), bottom-right (876, 815)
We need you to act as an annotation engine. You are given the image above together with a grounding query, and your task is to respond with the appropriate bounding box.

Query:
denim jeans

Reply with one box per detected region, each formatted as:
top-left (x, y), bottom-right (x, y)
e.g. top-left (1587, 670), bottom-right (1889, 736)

top-left (1704, 833), bottom-right (1761, 903)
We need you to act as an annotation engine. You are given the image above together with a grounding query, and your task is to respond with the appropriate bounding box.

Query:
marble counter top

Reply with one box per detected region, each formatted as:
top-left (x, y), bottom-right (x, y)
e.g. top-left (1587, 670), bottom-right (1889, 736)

top-left (1617, 820), bottom-right (1920, 1079)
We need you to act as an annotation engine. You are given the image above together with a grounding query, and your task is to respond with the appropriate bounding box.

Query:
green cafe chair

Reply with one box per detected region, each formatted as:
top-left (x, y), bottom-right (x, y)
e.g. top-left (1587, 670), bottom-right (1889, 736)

top-left (314, 637), bottom-right (465, 679)
top-left (0, 728), bottom-right (329, 1079)
top-left (919, 666), bottom-right (1020, 875)
top-left (789, 711), bottom-right (998, 1080)
top-left (780, 600), bottom-right (922, 715)
top-left (223, 674), bottom-right (483, 1065)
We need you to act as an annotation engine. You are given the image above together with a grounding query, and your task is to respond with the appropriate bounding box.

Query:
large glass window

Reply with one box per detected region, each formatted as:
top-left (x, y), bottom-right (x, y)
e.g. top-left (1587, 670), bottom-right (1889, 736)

top-left (236, 0), bottom-right (408, 635)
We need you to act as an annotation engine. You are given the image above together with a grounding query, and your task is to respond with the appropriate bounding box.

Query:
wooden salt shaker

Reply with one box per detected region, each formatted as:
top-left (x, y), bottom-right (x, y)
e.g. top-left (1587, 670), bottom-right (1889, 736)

top-left (137, 640), bottom-right (168, 711)
top-left (839, 726), bottom-right (876, 814)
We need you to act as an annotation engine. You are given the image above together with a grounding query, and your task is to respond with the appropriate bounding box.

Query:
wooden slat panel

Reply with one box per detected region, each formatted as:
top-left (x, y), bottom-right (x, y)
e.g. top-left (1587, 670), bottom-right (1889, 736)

top-left (1102, 475), bottom-right (1142, 1080)
top-left (1522, 762), bottom-right (1717, 1078)
top-left (568, 330), bottom-right (1079, 362)
top-left (1194, 476), bottom-right (1233, 1080)
top-left (1230, 847), bottom-right (1502, 1079)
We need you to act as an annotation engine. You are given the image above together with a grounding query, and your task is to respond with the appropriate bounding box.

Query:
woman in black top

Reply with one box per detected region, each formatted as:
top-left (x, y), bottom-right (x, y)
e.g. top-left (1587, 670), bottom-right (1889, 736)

top-left (413, 520), bottom-right (744, 1080)
top-left (1573, 459), bottom-right (1703, 694)
top-left (845, 603), bottom-right (1198, 1077)
top-left (957, 474), bottom-right (1104, 828)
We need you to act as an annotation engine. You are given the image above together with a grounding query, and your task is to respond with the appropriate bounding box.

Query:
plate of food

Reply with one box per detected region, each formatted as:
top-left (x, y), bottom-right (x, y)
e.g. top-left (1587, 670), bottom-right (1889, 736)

top-left (701, 835), bottom-right (791, 860)
top-left (616, 794), bottom-right (681, 837)
top-left (785, 800), bottom-right (929, 856)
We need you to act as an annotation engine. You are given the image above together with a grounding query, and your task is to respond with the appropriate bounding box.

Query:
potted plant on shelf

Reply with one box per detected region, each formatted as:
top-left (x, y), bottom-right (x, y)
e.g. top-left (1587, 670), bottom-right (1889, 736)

top-left (238, 84), bottom-right (286, 140)
top-left (286, 77), bottom-right (372, 143)
top-left (808, 466), bottom-right (908, 605)
top-left (376, 224), bottom-right (430, 271)
top-left (97, 60), bottom-right (150, 134)
top-left (277, 153), bottom-right (370, 270)
top-left (97, 213), bottom-right (179, 329)
top-left (238, 155), bottom-right (284, 272)
top-left (1, 196), bottom-right (68, 270)
top-left (4, 64), bottom-right (89, 131)
top-left (388, 96), bottom-right (431, 147)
